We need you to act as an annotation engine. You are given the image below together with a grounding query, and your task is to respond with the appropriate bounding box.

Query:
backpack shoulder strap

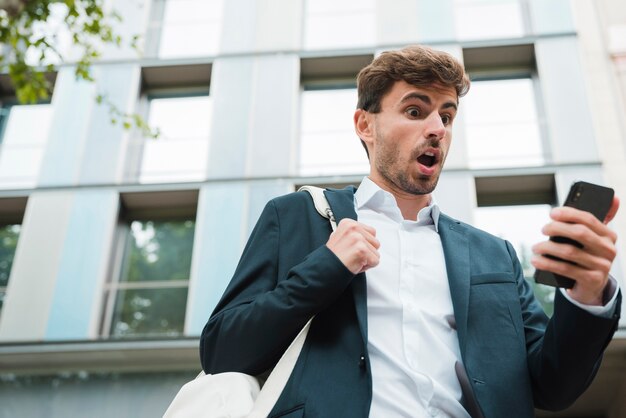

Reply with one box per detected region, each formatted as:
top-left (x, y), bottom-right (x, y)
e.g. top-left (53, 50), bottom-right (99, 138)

top-left (297, 186), bottom-right (337, 231)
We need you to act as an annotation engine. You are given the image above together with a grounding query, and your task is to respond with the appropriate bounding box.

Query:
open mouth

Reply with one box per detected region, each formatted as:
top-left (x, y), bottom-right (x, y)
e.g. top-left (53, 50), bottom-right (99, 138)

top-left (417, 151), bottom-right (437, 168)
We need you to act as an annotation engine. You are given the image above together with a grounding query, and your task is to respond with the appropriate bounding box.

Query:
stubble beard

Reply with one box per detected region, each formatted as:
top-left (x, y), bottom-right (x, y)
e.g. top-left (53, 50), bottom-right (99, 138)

top-left (374, 134), bottom-right (442, 196)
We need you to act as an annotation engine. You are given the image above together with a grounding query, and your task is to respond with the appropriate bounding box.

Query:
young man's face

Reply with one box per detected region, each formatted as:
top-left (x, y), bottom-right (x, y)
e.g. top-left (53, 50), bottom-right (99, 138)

top-left (358, 80), bottom-right (458, 197)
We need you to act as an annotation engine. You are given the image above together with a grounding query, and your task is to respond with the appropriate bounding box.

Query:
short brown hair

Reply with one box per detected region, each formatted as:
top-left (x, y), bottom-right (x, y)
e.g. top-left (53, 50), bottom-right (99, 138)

top-left (357, 45), bottom-right (470, 113)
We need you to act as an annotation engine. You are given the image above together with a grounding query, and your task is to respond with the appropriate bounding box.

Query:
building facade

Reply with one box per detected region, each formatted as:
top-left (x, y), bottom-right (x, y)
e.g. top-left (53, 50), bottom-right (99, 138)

top-left (0, 0), bottom-right (624, 416)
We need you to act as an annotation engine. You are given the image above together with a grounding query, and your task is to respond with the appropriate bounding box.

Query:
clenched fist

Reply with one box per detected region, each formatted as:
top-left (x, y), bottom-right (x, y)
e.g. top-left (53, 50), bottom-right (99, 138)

top-left (326, 218), bottom-right (380, 274)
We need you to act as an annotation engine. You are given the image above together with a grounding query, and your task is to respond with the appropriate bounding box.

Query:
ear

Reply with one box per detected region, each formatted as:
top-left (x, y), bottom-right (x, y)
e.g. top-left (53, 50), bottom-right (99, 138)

top-left (354, 109), bottom-right (375, 147)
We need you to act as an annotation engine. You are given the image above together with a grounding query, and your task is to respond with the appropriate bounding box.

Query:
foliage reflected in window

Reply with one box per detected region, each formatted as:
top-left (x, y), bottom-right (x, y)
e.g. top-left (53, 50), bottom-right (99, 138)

top-left (0, 224), bottom-right (21, 314)
top-left (109, 219), bottom-right (194, 338)
top-left (473, 204), bottom-right (555, 316)
top-left (300, 86), bottom-right (368, 176)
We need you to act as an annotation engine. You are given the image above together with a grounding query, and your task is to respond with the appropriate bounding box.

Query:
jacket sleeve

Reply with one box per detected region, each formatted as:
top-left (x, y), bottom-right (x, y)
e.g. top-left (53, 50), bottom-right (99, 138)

top-left (199, 198), bottom-right (355, 375)
top-left (508, 241), bottom-right (621, 410)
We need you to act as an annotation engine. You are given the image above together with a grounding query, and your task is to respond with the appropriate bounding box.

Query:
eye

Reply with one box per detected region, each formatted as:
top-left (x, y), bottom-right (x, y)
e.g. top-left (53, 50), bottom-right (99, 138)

top-left (406, 107), bottom-right (420, 118)
top-left (441, 114), bottom-right (452, 125)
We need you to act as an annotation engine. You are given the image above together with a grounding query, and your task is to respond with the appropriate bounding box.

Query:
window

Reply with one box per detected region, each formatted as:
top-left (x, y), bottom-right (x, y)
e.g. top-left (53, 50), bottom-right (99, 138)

top-left (299, 84), bottom-right (368, 176)
top-left (454, 0), bottom-right (527, 41)
top-left (138, 92), bottom-right (212, 184)
top-left (146, 0), bottom-right (224, 59)
top-left (0, 103), bottom-right (53, 189)
top-left (303, 0), bottom-right (376, 50)
top-left (0, 223), bottom-right (21, 316)
top-left (473, 174), bottom-right (557, 315)
top-left (463, 78), bottom-right (544, 169)
top-left (102, 217), bottom-right (195, 339)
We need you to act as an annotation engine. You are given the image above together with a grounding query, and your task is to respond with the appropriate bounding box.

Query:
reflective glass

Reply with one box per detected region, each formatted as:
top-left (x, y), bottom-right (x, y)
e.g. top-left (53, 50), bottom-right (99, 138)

top-left (157, 0), bottom-right (223, 58)
top-left (140, 95), bottom-right (211, 183)
top-left (110, 287), bottom-right (188, 338)
top-left (0, 104), bottom-right (52, 188)
top-left (454, 0), bottom-right (525, 41)
top-left (304, 0), bottom-right (376, 50)
top-left (120, 220), bottom-right (195, 283)
top-left (0, 224), bottom-right (20, 315)
top-left (463, 79), bottom-right (543, 169)
top-left (300, 88), bottom-right (369, 175)
top-left (1, 104), bottom-right (53, 145)
top-left (473, 204), bottom-right (555, 315)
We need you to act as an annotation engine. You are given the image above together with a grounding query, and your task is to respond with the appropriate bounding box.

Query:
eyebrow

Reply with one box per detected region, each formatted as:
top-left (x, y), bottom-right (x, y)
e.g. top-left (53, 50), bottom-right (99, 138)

top-left (400, 92), bottom-right (458, 111)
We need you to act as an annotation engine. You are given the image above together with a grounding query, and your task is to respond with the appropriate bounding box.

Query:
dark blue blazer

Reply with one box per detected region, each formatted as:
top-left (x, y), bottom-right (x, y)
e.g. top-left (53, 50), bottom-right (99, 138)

top-left (200, 187), bottom-right (620, 418)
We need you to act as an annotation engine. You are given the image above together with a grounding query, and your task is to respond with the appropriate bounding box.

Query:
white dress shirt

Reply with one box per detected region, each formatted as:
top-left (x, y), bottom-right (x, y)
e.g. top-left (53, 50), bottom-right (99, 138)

top-left (356, 178), bottom-right (469, 418)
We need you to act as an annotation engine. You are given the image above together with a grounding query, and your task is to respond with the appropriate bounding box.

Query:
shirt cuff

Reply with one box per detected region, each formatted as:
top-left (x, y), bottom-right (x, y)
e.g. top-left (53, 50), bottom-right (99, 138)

top-left (559, 276), bottom-right (619, 318)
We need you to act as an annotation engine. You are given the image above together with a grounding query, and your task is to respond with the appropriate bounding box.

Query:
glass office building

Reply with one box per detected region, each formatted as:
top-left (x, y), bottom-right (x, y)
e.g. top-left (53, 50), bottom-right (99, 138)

top-left (0, 0), bottom-right (625, 416)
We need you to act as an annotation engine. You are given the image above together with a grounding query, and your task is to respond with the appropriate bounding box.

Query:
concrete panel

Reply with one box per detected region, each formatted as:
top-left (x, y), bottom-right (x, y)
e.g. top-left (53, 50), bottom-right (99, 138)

top-left (45, 191), bottom-right (119, 340)
top-left (219, 0), bottom-right (256, 54)
top-left (37, 69), bottom-right (96, 187)
top-left (79, 65), bottom-right (141, 185)
top-left (206, 58), bottom-right (255, 179)
top-left (247, 55), bottom-right (300, 177)
top-left (185, 183), bottom-right (247, 335)
top-left (246, 181), bottom-right (292, 238)
top-left (0, 192), bottom-right (74, 342)
top-left (535, 38), bottom-right (599, 164)
top-left (185, 180), bottom-right (292, 336)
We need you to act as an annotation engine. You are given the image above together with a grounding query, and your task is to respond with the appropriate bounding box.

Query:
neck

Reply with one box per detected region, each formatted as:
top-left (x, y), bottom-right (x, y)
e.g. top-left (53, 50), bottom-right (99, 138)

top-left (368, 176), bottom-right (432, 221)
top-left (394, 194), bottom-right (431, 221)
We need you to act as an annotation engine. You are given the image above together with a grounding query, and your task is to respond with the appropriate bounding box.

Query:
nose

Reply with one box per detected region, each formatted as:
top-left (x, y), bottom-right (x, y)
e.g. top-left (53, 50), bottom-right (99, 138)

top-left (425, 112), bottom-right (446, 140)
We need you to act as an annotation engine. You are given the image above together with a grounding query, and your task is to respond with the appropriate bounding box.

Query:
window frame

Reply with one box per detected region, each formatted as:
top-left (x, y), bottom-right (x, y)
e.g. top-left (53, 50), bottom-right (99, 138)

top-left (464, 68), bottom-right (549, 169)
top-left (0, 196), bottom-right (26, 319)
top-left (99, 190), bottom-right (198, 339)
top-left (125, 84), bottom-right (212, 184)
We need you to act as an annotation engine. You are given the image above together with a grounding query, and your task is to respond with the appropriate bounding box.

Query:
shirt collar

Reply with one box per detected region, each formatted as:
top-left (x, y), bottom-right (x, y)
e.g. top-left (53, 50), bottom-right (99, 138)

top-left (355, 177), bottom-right (440, 232)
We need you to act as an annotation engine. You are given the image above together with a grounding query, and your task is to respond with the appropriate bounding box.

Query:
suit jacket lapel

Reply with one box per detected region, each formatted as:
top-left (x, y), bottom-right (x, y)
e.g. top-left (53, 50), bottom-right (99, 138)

top-left (438, 214), bottom-right (471, 357)
top-left (325, 187), bottom-right (368, 344)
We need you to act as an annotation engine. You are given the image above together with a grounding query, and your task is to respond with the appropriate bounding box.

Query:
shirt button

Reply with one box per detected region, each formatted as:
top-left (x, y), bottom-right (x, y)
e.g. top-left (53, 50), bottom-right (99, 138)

top-left (358, 355), bottom-right (366, 369)
top-left (428, 407), bottom-right (439, 417)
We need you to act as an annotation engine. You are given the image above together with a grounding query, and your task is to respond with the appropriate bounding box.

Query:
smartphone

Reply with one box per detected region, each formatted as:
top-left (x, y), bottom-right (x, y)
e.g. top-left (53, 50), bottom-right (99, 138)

top-left (534, 181), bottom-right (614, 288)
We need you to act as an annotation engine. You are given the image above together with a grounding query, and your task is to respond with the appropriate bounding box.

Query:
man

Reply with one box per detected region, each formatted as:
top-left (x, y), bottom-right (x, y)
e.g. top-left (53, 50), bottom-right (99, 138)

top-left (200, 45), bottom-right (621, 417)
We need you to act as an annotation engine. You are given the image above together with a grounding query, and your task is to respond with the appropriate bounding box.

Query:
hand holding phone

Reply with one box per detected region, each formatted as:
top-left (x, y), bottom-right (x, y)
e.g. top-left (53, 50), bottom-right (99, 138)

top-left (534, 181), bottom-right (615, 288)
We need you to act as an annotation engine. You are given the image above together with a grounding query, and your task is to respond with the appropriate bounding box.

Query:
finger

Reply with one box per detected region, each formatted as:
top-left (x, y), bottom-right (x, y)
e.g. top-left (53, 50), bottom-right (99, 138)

top-left (336, 219), bottom-right (377, 238)
top-left (531, 254), bottom-right (608, 291)
top-left (604, 196), bottom-right (620, 224)
top-left (353, 239), bottom-right (380, 274)
top-left (541, 220), bottom-right (617, 255)
top-left (359, 222), bottom-right (377, 237)
top-left (359, 227), bottom-right (380, 249)
top-left (339, 220), bottom-right (379, 249)
top-left (550, 206), bottom-right (606, 235)
top-left (532, 240), bottom-right (614, 272)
